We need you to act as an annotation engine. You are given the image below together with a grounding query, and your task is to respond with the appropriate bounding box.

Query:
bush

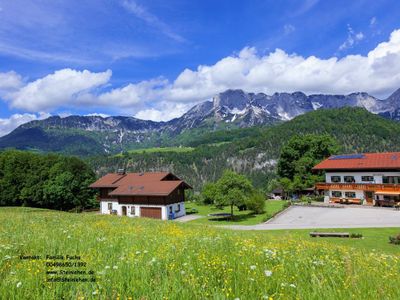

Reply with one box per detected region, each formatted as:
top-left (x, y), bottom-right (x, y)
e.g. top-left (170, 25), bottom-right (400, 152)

top-left (350, 233), bottom-right (363, 238)
top-left (300, 196), bottom-right (312, 204)
top-left (186, 208), bottom-right (199, 215)
top-left (389, 234), bottom-right (400, 245)
top-left (245, 192), bottom-right (265, 214)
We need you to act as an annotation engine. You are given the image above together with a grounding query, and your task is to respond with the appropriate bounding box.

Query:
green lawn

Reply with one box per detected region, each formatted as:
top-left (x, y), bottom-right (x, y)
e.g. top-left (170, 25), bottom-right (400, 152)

top-left (185, 200), bottom-right (287, 225)
top-left (1, 207), bottom-right (399, 299)
top-left (253, 227), bottom-right (400, 255)
top-left (115, 146), bottom-right (194, 156)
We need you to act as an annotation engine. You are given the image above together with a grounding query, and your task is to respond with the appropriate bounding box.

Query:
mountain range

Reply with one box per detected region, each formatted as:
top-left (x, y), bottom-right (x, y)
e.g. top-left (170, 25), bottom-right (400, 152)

top-left (87, 107), bottom-right (400, 189)
top-left (1, 88), bottom-right (400, 155)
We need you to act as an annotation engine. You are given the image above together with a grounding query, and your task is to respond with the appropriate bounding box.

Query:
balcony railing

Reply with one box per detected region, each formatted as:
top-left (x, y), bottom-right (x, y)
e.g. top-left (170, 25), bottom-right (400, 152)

top-left (315, 182), bottom-right (400, 192)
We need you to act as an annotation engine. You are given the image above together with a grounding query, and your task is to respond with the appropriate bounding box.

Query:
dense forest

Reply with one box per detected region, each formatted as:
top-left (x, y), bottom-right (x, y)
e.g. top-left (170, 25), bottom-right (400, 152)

top-left (0, 150), bottom-right (97, 210)
top-left (86, 107), bottom-right (400, 191)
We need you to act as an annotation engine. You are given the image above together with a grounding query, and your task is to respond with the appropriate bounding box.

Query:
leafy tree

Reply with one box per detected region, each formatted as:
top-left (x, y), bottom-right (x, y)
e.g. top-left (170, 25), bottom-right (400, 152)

top-left (277, 134), bottom-right (339, 194)
top-left (245, 191), bottom-right (265, 214)
top-left (0, 150), bottom-right (97, 211)
top-left (202, 182), bottom-right (219, 205)
top-left (203, 170), bottom-right (254, 218)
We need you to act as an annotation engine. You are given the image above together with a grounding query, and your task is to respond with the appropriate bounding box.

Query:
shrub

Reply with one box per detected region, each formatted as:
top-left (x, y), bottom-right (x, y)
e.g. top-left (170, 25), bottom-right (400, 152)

top-left (300, 196), bottom-right (312, 204)
top-left (185, 208), bottom-right (199, 215)
top-left (245, 192), bottom-right (265, 214)
top-left (389, 233), bottom-right (400, 245)
top-left (350, 233), bottom-right (363, 238)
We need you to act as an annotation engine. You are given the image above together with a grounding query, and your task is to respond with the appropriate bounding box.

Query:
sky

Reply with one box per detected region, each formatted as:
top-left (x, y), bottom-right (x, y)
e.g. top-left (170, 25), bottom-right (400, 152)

top-left (1, 0), bottom-right (400, 136)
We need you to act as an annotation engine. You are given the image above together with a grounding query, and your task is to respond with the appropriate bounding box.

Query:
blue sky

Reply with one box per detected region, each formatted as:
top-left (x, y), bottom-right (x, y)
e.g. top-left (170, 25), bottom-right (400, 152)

top-left (1, 0), bottom-right (400, 136)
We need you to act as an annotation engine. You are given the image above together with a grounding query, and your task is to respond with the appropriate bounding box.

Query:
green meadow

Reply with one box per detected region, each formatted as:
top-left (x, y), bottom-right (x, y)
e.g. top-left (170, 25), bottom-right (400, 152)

top-left (1, 207), bottom-right (399, 299)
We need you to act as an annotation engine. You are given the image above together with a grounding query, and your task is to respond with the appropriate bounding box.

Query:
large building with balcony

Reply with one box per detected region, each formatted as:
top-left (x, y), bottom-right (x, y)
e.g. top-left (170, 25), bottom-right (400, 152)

top-left (313, 152), bottom-right (400, 206)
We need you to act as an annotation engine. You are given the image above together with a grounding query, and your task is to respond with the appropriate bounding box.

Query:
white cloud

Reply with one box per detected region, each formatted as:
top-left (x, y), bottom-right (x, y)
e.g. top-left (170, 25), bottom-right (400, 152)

top-left (6, 69), bottom-right (111, 112)
top-left (338, 24), bottom-right (365, 51)
top-left (96, 78), bottom-right (167, 107)
top-left (2, 29), bottom-right (400, 123)
top-left (134, 102), bottom-right (193, 121)
top-left (85, 113), bottom-right (110, 118)
top-left (0, 112), bottom-right (50, 137)
top-left (0, 71), bottom-right (23, 91)
top-left (370, 17), bottom-right (377, 27)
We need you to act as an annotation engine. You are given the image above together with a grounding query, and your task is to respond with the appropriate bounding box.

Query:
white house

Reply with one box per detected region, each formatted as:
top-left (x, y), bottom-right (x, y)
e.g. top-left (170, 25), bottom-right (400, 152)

top-left (90, 172), bottom-right (192, 220)
top-left (314, 152), bottom-right (400, 206)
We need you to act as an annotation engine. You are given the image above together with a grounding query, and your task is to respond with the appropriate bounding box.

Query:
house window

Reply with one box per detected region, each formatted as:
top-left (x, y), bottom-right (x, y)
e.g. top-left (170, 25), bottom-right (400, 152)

top-left (344, 176), bottom-right (355, 183)
top-left (361, 176), bottom-right (374, 182)
top-left (331, 191), bottom-right (342, 197)
top-left (169, 206), bottom-right (173, 213)
top-left (345, 192), bottom-right (356, 198)
top-left (131, 206), bottom-right (135, 215)
top-left (107, 203), bottom-right (112, 210)
top-left (175, 204), bottom-right (181, 213)
top-left (331, 176), bottom-right (341, 183)
top-left (383, 176), bottom-right (400, 184)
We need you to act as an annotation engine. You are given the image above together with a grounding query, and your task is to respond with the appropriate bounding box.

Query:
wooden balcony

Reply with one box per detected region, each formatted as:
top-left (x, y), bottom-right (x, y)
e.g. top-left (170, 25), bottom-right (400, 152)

top-left (315, 183), bottom-right (400, 192)
top-left (330, 197), bottom-right (362, 205)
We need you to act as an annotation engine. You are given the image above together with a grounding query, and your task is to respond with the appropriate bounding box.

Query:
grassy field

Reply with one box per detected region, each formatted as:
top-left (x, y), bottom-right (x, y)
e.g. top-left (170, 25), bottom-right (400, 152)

top-left (185, 200), bottom-right (287, 225)
top-left (1, 207), bottom-right (399, 299)
top-left (115, 146), bottom-right (194, 156)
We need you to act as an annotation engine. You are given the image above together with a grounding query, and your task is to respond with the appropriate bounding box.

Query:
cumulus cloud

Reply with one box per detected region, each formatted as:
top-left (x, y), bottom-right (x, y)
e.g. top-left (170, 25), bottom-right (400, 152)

top-left (134, 102), bottom-right (193, 121)
top-left (6, 69), bottom-right (111, 112)
top-left (2, 29), bottom-right (400, 123)
top-left (0, 112), bottom-right (50, 137)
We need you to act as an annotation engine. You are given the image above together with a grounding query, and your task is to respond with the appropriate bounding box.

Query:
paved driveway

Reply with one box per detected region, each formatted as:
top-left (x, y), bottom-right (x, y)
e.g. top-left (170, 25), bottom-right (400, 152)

top-left (173, 214), bottom-right (204, 222)
top-left (225, 206), bottom-right (400, 230)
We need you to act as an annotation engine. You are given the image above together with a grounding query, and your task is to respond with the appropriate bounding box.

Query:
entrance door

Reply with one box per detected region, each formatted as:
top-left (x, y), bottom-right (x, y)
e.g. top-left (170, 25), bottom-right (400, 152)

top-left (121, 206), bottom-right (127, 216)
top-left (141, 207), bottom-right (162, 219)
top-left (365, 192), bottom-right (373, 205)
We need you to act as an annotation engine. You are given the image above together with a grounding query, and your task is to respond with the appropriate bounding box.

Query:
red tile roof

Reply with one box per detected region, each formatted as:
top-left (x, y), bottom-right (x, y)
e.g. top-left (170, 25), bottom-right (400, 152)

top-left (89, 172), bottom-right (170, 188)
top-left (313, 152), bottom-right (400, 171)
top-left (109, 180), bottom-right (185, 196)
top-left (89, 172), bottom-right (191, 196)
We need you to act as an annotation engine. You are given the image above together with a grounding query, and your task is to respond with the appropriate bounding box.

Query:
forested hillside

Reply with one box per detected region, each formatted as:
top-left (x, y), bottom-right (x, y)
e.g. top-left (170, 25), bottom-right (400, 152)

top-left (0, 150), bottom-right (96, 210)
top-left (87, 107), bottom-right (400, 190)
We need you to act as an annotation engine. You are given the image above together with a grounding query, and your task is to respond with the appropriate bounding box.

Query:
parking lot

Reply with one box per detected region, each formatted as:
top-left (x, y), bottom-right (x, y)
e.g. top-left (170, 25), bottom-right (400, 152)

top-left (227, 205), bottom-right (400, 230)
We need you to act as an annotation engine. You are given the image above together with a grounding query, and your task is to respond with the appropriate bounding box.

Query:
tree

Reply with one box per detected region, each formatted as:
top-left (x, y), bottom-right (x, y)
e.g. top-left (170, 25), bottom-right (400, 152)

top-left (202, 170), bottom-right (254, 218)
top-left (202, 182), bottom-right (218, 205)
top-left (0, 150), bottom-right (97, 211)
top-left (277, 134), bottom-right (339, 194)
top-left (245, 191), bottom-right (265, 214)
